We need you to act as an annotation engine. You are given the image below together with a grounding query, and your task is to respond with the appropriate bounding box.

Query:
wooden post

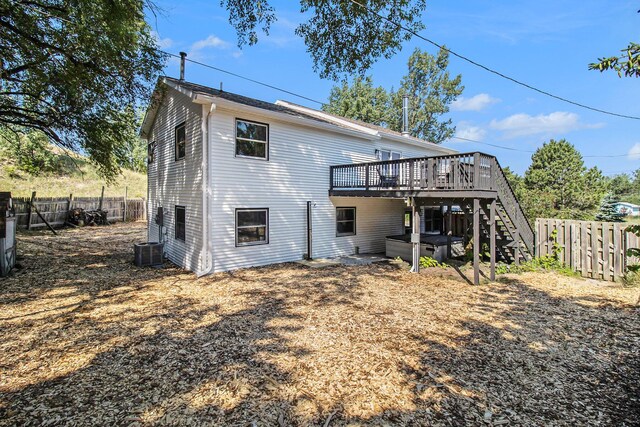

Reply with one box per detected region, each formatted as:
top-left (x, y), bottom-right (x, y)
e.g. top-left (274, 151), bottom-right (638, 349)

top-left (473, 198), bottom-right (480, 285)
top-left (411, 198), bottom-right (421, 273)
top-left (123, 186), bottom-right (128, 222)
top-left (98, 186), bottom-right (105, 212)
top-left (27, 191), bottom-right (36, 230)
top-left (514, 228), bottom-right (520, 266)
top-left (490, 199), bottom-right (496, 281)
top-left (473, 153), bottom-right (480, 188)
top-left (447, 205), bottom-right (452, 259)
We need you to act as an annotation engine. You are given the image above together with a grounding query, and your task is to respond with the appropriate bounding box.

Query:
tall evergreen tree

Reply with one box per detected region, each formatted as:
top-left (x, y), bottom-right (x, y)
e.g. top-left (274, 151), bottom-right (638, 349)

top-left (523, 139), bottom-right (607, 219)
top-left (595, 194), bottom-right (624, 222)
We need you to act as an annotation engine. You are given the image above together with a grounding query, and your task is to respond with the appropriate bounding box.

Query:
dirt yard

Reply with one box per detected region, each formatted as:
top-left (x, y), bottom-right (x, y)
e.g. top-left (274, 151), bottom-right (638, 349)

top-left (1, 223), bottom-right (639, 426)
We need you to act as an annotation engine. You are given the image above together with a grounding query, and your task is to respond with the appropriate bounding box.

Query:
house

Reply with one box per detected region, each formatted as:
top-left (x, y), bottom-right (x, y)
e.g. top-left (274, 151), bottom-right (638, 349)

top-left (615, 202), bottom-right (640, 217)
top-left (140, 73), bottom-right (533, 285)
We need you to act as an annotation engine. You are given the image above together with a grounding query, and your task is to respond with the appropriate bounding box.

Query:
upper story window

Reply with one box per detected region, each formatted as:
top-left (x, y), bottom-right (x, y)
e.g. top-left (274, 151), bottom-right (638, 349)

top-left (236, 119), bottom-right (268, 160)
top-left (376, 149), bottom-right (401, 161)
top-left (147, 141), bottom-right (156, 164)
top-left (175, 122), bottom-right (186, 160)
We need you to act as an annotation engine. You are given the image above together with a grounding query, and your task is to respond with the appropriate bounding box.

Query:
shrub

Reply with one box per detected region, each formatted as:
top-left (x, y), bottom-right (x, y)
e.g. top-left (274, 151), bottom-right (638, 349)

top-left (419, 256), bottom-right (448, 269)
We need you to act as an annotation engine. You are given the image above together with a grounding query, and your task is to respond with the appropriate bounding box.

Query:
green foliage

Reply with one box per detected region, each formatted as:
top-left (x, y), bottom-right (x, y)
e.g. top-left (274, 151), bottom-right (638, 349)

top-left (589, 42), bottom-right (640, 78)
top-left (607, 170), bottom-right (640, 206)
top-left (324, 76), bottom-right (390, 125)
top-left (0, 0), bottom-right (165, 181)
top-left (222, 0), bottom-right (428, 79)
top-left (419, 256), bottom-right (448, 269)
top-left (522, 139), bottom-right (606, 220)
top-left (625, 225), bottom-right (640, 281)
top-left (595, 194), bottom-right (625, 222)
top-left (389, 47), bottom-right (464, 143)
top-left (323, 47), bottom-right (463, 143)
top-left (0, 128), bottom-right (58, 175)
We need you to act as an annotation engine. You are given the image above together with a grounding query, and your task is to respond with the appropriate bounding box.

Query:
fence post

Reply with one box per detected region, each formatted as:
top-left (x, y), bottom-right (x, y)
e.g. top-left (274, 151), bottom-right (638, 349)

top-left (123, 186), bottom-right (128, 222)
top-left (27, 191), bottom-right (36, 230)
top-left (98, 186), bottom-right (105, 212)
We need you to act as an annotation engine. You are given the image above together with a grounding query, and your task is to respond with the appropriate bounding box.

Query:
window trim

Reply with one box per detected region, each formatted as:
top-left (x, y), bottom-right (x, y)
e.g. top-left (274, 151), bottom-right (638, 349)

top-left (175, 122), bottom-right (186, 161)
top-left (336, 207), bottom-right (356, 237)
top-left (235, 208), bottom-right (269, 247)
top-left (175, 205), bottom-right (186, 241)
top-left (376, 149), bottom-right (402, 161)
top-left (235, 118), bottom-right (269, 161)
top-left (147, 140), bottom-right (156, 164)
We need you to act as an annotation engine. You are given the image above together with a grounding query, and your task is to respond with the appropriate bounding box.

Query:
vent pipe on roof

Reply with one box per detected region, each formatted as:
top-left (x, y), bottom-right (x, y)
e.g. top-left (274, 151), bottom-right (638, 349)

top-left (402, 94), bottom-right (410, 136)
top-left (179, 52), bottom-right (187, 81)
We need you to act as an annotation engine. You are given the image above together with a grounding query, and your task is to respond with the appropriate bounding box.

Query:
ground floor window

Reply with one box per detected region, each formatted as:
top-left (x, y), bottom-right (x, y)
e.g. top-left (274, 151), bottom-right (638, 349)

top-left (336, 207), bottom-right (356, 236)
top-left (423, 207), bottom-right (443, 233)
top-left (175, 206), bottom-right (186, 241)
top-left (236, 208), bottom-right (269, 246)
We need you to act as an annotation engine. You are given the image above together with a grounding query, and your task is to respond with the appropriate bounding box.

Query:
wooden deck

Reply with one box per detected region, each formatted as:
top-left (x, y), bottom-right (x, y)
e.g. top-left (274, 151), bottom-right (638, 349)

top-left (328, 152), bottom-right (535, 282)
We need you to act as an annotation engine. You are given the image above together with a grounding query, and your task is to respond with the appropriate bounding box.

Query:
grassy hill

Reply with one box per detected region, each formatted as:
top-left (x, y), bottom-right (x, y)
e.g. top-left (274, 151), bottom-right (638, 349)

top-left (0, 149), bottom-right (147, 199)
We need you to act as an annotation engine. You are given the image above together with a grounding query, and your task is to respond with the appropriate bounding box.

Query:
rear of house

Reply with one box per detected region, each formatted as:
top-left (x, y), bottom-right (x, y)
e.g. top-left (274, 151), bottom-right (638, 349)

top-left (141, 78), bottom-right (456, 274)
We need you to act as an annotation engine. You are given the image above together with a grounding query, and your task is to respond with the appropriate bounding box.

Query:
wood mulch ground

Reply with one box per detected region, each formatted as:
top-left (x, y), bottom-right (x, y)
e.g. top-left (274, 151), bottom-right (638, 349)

top-left (1, 222), bottom-right (639, 426)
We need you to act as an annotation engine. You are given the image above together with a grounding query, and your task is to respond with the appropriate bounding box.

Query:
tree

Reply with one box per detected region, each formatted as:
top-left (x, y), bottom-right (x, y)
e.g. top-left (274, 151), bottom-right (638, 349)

top-left (389, 48), bottom-right (463, 143)
top-left (595, 194), bottom-right (624, 222)
top-left (589, 9), bottom-right (639, 77)
top-left (323, 47), bottom-right (463, 143)
top-left (523, 139), bottom-right (606, 219)
top-left (0, 0), bottom-right (165, 180)
top-left (221, 0), bottom-right (427, 79)
top-left (324, 76), bottom-right (390, 125)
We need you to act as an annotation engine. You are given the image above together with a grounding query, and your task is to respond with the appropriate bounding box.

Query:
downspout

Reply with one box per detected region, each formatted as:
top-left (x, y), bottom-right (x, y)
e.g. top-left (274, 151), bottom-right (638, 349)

top-left (196, 102), bottom-right (216, 276)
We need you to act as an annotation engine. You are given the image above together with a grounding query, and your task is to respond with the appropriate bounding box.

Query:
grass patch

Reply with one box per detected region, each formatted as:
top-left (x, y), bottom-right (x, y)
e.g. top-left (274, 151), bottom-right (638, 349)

top-left (1, 151), bottom-right (146, 198)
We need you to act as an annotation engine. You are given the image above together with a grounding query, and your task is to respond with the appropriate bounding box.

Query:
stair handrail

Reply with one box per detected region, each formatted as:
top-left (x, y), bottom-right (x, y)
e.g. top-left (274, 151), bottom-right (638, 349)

top-left (490, 157), bottom-right (534, 255)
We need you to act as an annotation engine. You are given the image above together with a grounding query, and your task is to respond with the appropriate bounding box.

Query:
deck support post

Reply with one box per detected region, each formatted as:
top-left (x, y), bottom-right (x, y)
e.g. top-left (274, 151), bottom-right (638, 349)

top-left (447, 204), bottom-right (453, 259)
top-left (490, 199), bottom-right (496, 281)
top-left (411, 197), bottom-right (421, 273)
top-left (473, 198), bottom-right (480, 285)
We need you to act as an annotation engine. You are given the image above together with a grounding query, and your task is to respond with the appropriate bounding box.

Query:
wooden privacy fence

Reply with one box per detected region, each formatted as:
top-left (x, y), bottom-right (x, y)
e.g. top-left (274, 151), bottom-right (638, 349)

top-left (535, 218), bottom-right (639, 281)
top-left (12, 194), bottom-right (146, 230)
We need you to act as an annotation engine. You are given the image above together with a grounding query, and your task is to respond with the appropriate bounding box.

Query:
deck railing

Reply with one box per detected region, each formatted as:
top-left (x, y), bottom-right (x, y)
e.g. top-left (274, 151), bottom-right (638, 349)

top-left (330, 152), bottom-right (495, 191)
top-left (329, 151), bottom-right (534, 255)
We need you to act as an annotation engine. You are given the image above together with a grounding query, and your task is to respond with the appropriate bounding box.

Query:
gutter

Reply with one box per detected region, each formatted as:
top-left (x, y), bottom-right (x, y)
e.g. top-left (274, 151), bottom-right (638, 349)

top-left (196, 102), bottom-right (216, 276)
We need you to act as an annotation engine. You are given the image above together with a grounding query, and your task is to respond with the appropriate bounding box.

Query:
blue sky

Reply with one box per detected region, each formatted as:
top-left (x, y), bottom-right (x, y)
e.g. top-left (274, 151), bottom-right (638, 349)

top-left (149, 0), bottom-right (640, 176)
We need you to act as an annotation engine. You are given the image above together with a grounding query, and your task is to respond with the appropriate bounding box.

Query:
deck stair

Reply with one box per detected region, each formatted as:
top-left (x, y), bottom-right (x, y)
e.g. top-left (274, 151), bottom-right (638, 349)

top-left (329, 152), bottom-right (534, 263)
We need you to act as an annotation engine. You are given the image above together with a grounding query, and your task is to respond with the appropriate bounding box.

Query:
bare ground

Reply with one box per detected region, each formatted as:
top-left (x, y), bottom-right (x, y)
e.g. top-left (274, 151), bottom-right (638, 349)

top-left (0, 222), bottom-right (638, 426)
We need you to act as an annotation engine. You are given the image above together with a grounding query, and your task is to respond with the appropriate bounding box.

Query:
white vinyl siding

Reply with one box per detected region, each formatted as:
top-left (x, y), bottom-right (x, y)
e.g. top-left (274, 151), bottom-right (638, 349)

top-left (146, 86), bottom-right (204, 272)
top-left (207, 107), bottom-right (448, 273)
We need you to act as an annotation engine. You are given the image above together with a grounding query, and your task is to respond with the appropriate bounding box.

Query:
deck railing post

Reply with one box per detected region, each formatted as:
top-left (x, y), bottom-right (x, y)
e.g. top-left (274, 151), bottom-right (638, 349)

top-left (365, 165), bottom-right (370, 190)
top-left (473, 153), bottom-right (480, 189)
top-left (329, 166), bottom-right (334, 190)
top-left (409, 161), bottom-right (414, 189)
top-left (427, 158), bottom-right (434, 189)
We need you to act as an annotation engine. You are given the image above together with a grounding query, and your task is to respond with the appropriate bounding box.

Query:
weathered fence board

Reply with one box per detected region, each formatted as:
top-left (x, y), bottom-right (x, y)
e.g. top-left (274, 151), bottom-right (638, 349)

top-left (12, 196), bottom-right (146, 229)
top-left (535, 218), bottom-right (639, 281)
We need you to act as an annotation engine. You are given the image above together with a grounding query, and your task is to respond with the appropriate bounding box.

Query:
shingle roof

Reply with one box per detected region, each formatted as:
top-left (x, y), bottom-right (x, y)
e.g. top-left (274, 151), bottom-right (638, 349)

top-left (164, 77), bottom-right (347, 129)
top-left (161, 77), bottom-right (449, 149)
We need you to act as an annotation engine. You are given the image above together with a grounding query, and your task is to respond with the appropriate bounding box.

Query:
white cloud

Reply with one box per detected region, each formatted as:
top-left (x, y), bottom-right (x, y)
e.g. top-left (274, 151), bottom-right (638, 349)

top-left (489, 112), bottom-right (603, 138)
top-left (190, 35), bottom-right (230, 52)
top-left (454, 122), bottom-right (487, 141)
top-left (628, 143), bottom-right (640, 160)
top-left (451, 93), bottom-right (500, 112)
top-left (151, 31), bottom-right (173, 49)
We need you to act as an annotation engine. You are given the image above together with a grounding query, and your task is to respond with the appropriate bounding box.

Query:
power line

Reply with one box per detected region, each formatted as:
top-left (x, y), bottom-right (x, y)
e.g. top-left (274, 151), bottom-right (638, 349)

top-left (346, 0), bottom-right (640, 121)
top-left (449, 135), bottom-right (630, 158)
top-left (161, 51), bottom-right (325, 106)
